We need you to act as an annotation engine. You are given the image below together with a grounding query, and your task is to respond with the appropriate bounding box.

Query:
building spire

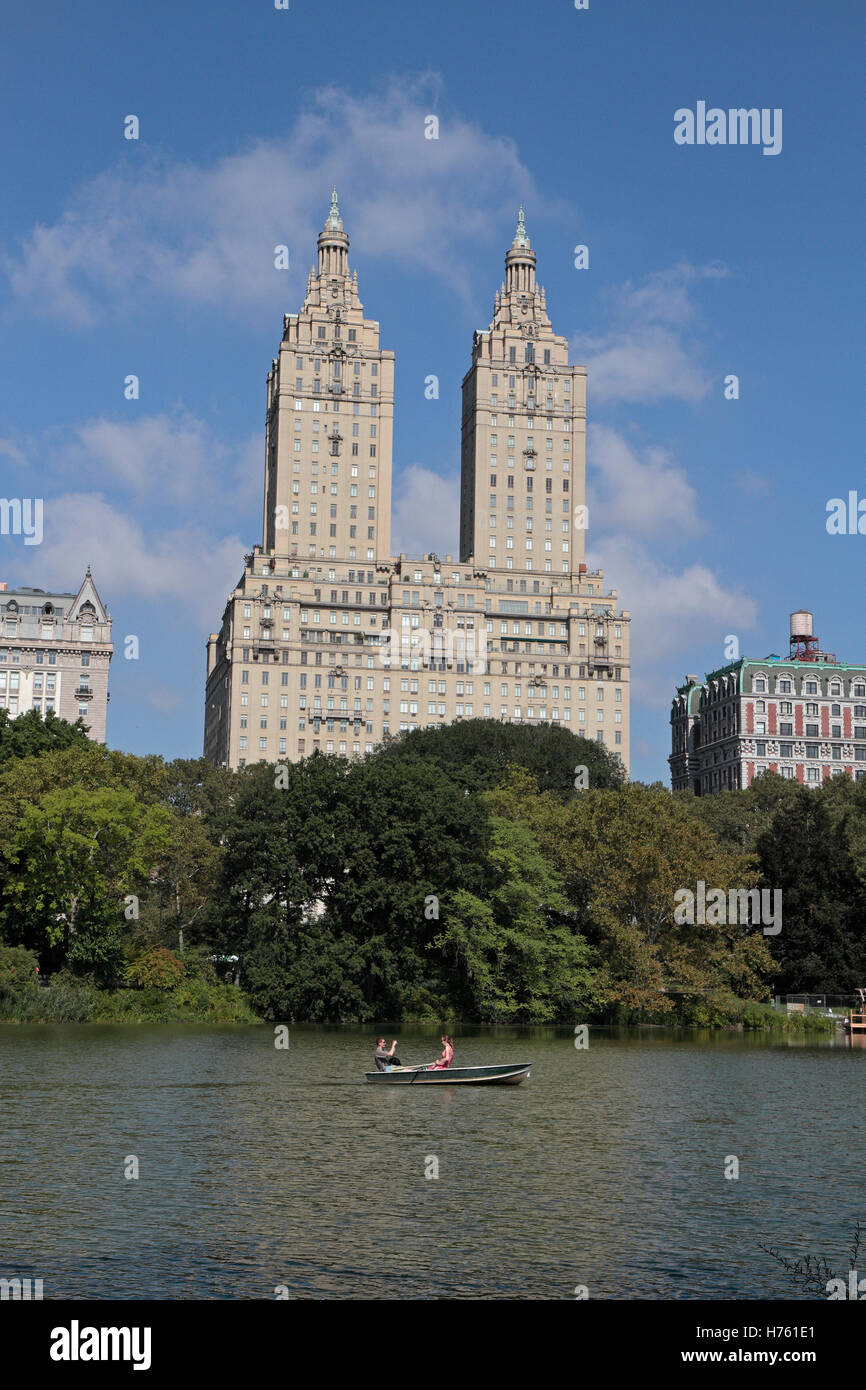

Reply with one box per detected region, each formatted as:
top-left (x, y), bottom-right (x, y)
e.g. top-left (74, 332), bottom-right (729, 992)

top-left (317, 187), bottom-right (350, 281)
top-left (325, 187), bottom-right (343, 232)
top-left (504, 206), bottom-right (536, 296)
top-left (512, 205), bottom-right (530, 250)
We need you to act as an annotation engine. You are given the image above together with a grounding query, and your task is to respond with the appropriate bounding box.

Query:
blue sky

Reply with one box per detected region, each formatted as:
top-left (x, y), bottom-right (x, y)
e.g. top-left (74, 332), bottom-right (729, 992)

top-left (1, 0), bottom-right (863, 782)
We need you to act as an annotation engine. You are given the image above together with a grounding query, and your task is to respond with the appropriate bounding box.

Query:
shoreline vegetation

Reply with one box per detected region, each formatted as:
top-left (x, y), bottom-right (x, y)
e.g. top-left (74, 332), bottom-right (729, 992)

top-left (0, 710), bottom-right (863, 1029)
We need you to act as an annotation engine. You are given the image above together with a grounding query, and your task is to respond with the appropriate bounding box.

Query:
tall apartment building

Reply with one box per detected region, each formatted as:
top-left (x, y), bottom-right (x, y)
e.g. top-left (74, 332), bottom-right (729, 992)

top-left (204, 195), bottom-right (630, 770)
top-left (0, 568), bottom-right (113, 740)
top-left (670, 610), bottom-right (866, 795)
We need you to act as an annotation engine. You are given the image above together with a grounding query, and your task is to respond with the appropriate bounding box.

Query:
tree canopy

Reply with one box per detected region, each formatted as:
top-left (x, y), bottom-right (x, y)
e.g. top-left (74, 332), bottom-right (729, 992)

top-left (0, 715), bottom-right (861, 1022)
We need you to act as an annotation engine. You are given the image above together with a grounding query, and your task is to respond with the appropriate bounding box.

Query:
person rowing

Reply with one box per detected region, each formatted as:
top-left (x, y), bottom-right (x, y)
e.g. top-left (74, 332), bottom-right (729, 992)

top-left (373, 1037), bottom-right (401, 1071)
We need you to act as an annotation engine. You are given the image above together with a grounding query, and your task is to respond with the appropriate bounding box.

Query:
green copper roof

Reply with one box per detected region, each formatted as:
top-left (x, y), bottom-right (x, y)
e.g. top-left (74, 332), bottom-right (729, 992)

top-left (512, 205), bottom-right (530, 249)
top-left (675, 654), bottom-right (866, 705)
top-left (325, 187), bottom-right (342, 231)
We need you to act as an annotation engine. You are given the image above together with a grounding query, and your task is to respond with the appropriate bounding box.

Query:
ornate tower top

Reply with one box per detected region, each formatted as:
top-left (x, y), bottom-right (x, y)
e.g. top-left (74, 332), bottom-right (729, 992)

top-left (512, 205), bottom-right (530, 249)
top-left (504, 205), bottom-right (537, 298)
top-left (317, 188), bottom-right (350, 280)
top-left (325, 187), bottom-right (343, 232)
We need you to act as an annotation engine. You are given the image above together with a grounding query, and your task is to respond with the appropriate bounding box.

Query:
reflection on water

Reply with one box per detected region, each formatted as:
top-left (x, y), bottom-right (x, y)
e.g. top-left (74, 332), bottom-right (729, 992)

top-left (0, 1023), bottom-right (860, 1299)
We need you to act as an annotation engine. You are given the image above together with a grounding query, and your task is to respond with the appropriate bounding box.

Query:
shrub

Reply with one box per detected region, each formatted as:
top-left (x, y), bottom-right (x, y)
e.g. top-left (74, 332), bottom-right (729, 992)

top-left (126, 947), bottom-right (186, 991)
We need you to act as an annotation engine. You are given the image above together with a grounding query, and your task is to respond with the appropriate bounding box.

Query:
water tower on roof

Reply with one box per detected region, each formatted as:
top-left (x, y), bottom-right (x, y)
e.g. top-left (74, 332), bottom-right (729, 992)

top-left (790, 609), bottom-right (819, 662)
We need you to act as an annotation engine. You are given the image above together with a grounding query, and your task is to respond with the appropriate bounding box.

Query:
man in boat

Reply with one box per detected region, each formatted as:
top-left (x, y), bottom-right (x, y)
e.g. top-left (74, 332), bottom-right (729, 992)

top-left (374, 1037), bottom-right (401, 1070)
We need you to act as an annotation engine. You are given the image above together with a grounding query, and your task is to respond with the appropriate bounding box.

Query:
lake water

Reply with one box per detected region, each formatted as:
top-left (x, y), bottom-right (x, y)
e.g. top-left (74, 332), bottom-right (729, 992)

top-left (1, 1023), bottom-right (861, 1300)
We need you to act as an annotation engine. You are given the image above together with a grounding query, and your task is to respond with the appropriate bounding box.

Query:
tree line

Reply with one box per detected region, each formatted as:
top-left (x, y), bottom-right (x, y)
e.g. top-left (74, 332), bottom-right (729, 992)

top-left (0, 707), bottom-right (864, 1024)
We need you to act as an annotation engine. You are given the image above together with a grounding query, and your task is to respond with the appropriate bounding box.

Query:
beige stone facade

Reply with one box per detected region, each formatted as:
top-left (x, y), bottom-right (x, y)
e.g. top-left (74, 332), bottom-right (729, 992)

top-left (0, 569), bottom-right (112, 741)
top-left (205, 196), bottom-right (630, 771)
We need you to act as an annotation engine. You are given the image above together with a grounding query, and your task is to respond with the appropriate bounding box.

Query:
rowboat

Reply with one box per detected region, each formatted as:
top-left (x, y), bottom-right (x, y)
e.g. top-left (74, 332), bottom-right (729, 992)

top-left (364, 1062), bottom-right (531, 1086)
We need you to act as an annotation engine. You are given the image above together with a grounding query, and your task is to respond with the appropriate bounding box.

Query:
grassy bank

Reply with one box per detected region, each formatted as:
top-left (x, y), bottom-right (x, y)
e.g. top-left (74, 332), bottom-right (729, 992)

top-left (0, 946), bottom-right (261, 1023)
top-left (0, 978), bottom-right (260, 1023)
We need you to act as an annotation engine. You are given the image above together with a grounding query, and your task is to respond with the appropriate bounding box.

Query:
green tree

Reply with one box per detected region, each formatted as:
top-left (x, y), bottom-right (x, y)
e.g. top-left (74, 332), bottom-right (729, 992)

top-left (3, 786), bottom-right (173, 982)
top-left (0, 708), bottom-right (92, 763)
top-left (756, 787), bottom-right (866, 993)
top-left (490, 772), bottom-right (774, 1016)
top-left (435, 813), bottom-right (599, 1021)
top-left (682, 771), bottom-right (801, 856)
top-left (221, 752), bottom-right (487, 1020)
top-left (375, 718), bottom-right (625, 798)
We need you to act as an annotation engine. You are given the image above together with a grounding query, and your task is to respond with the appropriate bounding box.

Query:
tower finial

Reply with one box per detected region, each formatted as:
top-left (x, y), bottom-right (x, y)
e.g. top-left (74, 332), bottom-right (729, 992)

top-left (326, 187), bottom-right (343, 231)
top-left (512, 205), bottom-right (530, 249)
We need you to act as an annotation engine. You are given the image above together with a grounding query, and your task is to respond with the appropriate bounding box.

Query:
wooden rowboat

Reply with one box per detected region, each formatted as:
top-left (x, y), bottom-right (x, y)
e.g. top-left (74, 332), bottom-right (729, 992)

top-left (364, 1062), bottom-right (531, 1086)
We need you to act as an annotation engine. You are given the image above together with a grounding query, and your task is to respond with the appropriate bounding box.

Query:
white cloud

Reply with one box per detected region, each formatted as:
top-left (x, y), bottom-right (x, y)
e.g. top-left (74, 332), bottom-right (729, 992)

top-left (732, 469), bottom-right (770, 496)
top-left (0, 438), bottom-right (29, 468)
top-left (10, 412), bottom-right (261, 518)
top-left (575, 263), bottom-right (728, 406)
top-left (392, 463), bottom-right (460, 560)
top-left (592, 536), bottom-right (758, 708)
top-left (2, 77), bottom-right (545, 323)
top-left (586, 420), bottom-right (755, 708)
top-left (11, 492), bottom-right (245, 629)
top-left (588, 423), bottom-right (703, 539)
top-left (71, 413), bottom-right (214, 505)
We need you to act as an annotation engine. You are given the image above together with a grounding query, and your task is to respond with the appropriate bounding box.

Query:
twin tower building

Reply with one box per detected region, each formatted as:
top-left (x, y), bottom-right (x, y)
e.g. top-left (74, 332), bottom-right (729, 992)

top-left (204, 193), bottom-right (630, 770)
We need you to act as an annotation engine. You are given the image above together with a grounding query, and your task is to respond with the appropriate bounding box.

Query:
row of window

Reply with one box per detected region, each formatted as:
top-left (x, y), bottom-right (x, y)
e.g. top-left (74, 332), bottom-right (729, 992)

top-left (490, 540), bottom-right (571, 554)
top-left (1, 626), bottom-right (95, 642)
top-left (285, 678), bottom-right (623, 701)
top-left (0, 673), bottom-right (57, 691)
top-left (489, 419), bottom-right (572, 439)
top-left (751, 765), bottom-right (866, 782)
top-left (752, 700), bottom-right (866, 716)
top-left (237, 723), bottom-right (622, 764)
top-left (294, 355), bottom-right (378, 375)
top-left (0, 699), bottom-right (89, 718)
top-left (291, 546), bottom-right (377, 561)
top-left (294, 400), bottom-right (379, 416)
top-left (489, 369), bottom-right (566, 383)
top-left (487, 476), bottom-right (570, 495)
top-left (753, 721), bottom-right (866, 737)
top-left (753, 740), bottom-right (866, 759)
top-left (752, 675), bottom-right (866, 697)
top-left (0, 650), bottom-right (64, 665)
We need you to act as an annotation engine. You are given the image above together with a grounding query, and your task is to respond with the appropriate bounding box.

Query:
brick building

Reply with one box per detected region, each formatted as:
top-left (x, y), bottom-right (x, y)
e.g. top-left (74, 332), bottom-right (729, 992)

top-left (670, 610), bottom-right (866, 794)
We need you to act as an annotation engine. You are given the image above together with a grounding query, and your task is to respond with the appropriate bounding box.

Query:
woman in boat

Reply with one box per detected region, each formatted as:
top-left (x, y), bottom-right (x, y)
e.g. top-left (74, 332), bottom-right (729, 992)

top-left (430, 1035), bottom-right (454, 1070)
